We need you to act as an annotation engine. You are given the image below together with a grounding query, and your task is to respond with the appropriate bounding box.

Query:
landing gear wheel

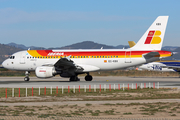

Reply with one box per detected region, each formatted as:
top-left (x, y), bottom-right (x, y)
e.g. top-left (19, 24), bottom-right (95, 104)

top-left (24, 77), bottom-right (29, 81)
top-left (70, 76), bottom-right (80, 81)
top-left (24, 71), bottom-right (30, 81)
top-left (85, 75), bottom-right (93, 81)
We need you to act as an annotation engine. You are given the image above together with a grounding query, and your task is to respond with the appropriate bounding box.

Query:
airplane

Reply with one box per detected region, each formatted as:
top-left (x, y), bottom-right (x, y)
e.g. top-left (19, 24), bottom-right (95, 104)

top-left (137, 61), bottom-right (180, 72)
top-left (2, 16), bottom-right (172, 81)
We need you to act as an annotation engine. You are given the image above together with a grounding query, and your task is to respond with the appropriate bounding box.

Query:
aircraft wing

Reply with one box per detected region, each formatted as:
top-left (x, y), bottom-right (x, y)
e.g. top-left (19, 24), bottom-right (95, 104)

top-left (142, 52), bottom-right (160, 59)
top-left (54, 57), bottom-right (83, 71)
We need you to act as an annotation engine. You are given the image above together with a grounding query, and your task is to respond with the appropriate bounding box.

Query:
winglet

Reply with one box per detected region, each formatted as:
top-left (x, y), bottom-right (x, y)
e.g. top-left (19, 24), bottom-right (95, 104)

top-left (66, 55), bottom-right (71, 61)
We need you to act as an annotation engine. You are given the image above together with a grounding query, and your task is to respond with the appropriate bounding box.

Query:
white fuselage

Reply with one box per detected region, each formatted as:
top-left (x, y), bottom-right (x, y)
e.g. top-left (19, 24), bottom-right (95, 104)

top-left (2, 49), bottom-right (163, 72)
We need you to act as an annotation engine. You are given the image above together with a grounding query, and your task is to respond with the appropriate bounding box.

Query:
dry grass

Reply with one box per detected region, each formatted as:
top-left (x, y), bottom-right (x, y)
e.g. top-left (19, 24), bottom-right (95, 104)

top-left (0, 88), bottom-right (180, 119)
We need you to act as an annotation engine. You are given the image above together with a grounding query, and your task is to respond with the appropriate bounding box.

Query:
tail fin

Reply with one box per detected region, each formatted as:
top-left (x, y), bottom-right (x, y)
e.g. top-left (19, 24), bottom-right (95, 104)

top-left (128, 41), bottom-right (136, 48)
top-left (130, 16), bottom-right (169, 50)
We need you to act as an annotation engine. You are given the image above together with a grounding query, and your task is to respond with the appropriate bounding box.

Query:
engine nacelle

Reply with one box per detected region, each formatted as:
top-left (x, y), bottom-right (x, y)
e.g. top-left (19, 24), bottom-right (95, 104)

top-left (35, 66), bottom-right (56, 78)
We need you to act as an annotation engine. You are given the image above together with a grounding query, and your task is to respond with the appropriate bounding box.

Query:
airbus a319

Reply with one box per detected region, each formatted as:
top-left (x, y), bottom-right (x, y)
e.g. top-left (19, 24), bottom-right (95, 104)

top-left (2, 16), bottom-right (172, 81)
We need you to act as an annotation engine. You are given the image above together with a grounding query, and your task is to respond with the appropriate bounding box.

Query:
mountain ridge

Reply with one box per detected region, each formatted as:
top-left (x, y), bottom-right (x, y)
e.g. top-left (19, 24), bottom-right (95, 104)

top-left (7, 41), bottom-right (129, 50)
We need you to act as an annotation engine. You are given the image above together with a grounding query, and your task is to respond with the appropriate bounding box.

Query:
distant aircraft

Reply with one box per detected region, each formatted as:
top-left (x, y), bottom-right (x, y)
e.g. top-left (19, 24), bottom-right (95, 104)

top-left (137, 61), bottom-right (180, 72)
top-left (2, 16), bottom-right (172, 81)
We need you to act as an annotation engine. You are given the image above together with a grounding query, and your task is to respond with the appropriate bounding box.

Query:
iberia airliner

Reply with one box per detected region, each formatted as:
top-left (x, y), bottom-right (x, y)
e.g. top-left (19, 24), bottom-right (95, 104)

top-left (2, 16), bottom-right (172, 81)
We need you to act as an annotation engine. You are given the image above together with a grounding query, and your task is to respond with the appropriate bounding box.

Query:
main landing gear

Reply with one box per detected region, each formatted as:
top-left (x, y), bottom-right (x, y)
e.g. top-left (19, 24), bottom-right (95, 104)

top-left (69, 73), bottom-right (93, 81)
top-left (69, 76), bottom-right (80, 81)
top-left (24, 71), bottom-right (30, 81)
top-left (85, 73), bottom-right (93, 81)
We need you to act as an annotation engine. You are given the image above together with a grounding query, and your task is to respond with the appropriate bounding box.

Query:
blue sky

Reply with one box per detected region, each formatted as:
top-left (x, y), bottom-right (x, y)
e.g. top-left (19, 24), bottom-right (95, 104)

top-left (0, 0), bottom-right (179, 48)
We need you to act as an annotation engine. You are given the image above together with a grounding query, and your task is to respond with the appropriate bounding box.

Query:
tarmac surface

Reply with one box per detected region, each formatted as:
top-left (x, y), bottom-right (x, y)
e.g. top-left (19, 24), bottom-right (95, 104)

top-left (0, 76), bottom-right (180, 88)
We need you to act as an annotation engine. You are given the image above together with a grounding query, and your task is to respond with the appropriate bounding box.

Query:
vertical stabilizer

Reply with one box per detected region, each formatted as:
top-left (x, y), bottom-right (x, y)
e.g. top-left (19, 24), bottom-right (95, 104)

top-left (128, 41), bottom-right (136, 48)
top-left (130, 16), bottom-right (169, 50)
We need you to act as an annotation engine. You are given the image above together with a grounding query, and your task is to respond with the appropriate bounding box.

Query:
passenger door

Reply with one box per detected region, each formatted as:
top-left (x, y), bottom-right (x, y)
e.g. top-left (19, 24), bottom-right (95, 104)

top-left (125, 51), bottom-right (131, 63)
top-left (20, 53), bottom-right (26, 64)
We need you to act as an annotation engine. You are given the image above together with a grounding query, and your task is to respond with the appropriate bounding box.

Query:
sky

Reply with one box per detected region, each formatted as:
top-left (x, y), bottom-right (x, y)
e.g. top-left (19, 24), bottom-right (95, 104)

top-left (0, 0), bottom-right (179, 48)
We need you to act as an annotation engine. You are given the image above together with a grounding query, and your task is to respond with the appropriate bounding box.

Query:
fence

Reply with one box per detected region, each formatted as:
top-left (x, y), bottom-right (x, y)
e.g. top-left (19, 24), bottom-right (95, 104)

top-left (2, 82), bottom-right (159, 98)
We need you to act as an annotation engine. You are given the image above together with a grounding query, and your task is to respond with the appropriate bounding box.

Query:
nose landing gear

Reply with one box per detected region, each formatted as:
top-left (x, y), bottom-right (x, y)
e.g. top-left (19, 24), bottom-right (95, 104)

top-left (24, 71), bottom-right (30, 81)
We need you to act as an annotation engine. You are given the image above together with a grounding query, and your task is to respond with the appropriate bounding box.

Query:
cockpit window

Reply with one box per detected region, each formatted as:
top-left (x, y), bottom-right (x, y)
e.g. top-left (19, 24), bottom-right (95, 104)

top-left (10, 56), bottom-right (15, 59)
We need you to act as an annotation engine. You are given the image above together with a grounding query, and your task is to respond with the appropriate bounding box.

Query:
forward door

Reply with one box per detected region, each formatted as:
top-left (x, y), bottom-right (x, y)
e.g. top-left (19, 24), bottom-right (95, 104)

top-left (20, 53), bottom-right (26, 64)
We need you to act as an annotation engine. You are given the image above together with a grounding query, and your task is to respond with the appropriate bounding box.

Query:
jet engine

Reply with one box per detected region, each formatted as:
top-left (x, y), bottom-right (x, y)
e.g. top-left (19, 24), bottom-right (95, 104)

top-left (35, 66), bottom-right (56, 78)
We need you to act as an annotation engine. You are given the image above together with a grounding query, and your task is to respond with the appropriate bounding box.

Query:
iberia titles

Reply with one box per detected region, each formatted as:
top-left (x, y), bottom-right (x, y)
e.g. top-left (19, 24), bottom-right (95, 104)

top-left (47, 52), bottom-right (64, 56)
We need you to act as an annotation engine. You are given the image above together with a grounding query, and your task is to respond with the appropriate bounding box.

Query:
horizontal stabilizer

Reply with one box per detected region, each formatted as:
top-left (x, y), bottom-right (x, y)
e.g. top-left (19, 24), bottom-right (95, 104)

top-left (142, 52), bottom-right (160, 59)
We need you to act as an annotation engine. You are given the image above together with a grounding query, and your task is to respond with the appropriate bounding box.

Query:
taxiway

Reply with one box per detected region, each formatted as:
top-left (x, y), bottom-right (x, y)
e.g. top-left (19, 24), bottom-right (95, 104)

top-left (0, 76), bottom-right (179, 88)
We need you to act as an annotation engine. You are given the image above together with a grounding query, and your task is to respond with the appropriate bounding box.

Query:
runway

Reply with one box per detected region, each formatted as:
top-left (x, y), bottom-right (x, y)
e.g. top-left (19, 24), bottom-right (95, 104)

top-left (0, 76), bottom-right (180, 88)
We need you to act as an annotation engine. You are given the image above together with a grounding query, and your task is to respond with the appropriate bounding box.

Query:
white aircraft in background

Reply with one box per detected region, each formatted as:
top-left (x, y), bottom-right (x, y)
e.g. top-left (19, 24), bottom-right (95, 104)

top-left (137, 61), bottom-right (180, 72)
top-left (2, 16), bottom-right (172, 81)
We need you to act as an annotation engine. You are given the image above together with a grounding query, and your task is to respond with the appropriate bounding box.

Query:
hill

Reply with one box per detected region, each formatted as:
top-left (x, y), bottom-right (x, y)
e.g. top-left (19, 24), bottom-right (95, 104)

top-left (7, 42), bottom-right (46, 50)
top-left (0, 44), bottom-right (22, 64)
top-left (48, 41), bottom-right (129, 49)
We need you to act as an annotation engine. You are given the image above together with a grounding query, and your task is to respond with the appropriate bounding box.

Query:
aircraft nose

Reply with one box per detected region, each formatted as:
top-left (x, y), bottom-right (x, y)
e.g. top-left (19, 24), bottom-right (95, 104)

top-left (2, 60), bottom-right (8, 68)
